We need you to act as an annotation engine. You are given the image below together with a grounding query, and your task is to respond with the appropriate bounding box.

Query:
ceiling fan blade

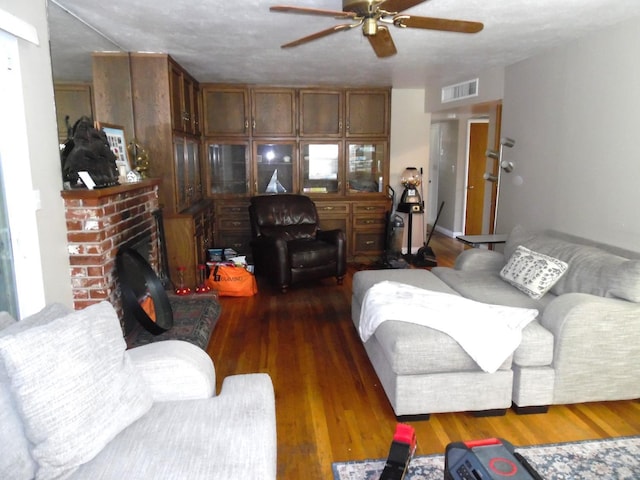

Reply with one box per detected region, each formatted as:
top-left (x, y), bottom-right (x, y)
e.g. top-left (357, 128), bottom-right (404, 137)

top-left (380, 0), bottom-right (428, 13)
top-left (270, 5), bottom-right (356, 19)
top-left (281, 24), bottom-right (355, 49)
top-left (367, 26), bottom-right (397, 58)
top-left (396, 15), bottom-right (484, 33)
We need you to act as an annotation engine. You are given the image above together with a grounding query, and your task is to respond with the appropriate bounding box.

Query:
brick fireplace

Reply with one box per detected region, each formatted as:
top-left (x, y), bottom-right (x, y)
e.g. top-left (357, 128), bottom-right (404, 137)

top-left (61, 179), bottom-right (162, 319)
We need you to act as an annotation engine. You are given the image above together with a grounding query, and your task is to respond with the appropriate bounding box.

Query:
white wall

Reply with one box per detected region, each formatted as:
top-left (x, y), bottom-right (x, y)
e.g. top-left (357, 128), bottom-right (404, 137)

top-left (425, 66), bottom-right (505, 114)
top-left (498, 16), bottom-right (640, 250)
top-left (0, 0), bottom-right (73, 313)
top-left (390, 89), bottom-right (431, 252)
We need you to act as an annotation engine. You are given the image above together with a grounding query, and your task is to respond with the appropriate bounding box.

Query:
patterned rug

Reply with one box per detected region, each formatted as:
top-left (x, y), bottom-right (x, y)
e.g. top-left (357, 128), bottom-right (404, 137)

top-left (125, 294), bottom-right (221, 350)
top-left (333, 435), bottom-right (640, 480)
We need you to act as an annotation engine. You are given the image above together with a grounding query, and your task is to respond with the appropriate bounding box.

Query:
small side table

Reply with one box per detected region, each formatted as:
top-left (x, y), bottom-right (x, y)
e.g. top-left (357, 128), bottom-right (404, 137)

top-left (456, 234), bottom-right (508, 248)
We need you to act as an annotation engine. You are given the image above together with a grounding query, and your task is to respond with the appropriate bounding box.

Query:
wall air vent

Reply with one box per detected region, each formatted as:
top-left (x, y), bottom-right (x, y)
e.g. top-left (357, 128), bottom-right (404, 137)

top-left (441, 78), bottom-right (479, 103)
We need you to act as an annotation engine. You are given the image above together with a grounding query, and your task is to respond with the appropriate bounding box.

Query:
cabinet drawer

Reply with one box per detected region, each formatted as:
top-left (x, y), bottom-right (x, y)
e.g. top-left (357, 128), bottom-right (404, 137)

top-left (315, 202), bottom-right (349, 216)
top-left (353, 231), bottom-right (385, 253)
top-left (215, 202), bottom-right (249, 216)
top-left (354, 216), bottom-right (387, 228)
top-left (353, 203), bottom-right (388, 215)
top-left (218, 217), bottom-right (250, 231)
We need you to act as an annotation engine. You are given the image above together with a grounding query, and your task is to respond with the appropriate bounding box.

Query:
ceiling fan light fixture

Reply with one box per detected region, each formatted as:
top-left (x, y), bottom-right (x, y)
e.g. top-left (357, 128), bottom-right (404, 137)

top-left (363, 17), bottom-right (378, 36)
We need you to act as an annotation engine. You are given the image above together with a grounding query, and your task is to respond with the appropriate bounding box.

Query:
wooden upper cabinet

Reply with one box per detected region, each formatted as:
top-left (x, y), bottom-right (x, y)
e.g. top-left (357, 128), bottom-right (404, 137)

top-left (202, 86), bottom-right (249, 136)
top-left (169, 61), bottom-right (200, 135)
top-left (170, 65), bottom-right (184, 132)
top-left (251, 88), bottom-right (296, 137)
top-left (299, 89), bottom-right (343, 137)
top-left (345, 89), bottom-right (390, 137)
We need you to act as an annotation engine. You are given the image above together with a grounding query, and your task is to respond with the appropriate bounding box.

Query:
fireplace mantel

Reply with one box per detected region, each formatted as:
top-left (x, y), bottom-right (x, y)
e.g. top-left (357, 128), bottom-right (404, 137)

top-left (60, 179), bottom-right (161, 201)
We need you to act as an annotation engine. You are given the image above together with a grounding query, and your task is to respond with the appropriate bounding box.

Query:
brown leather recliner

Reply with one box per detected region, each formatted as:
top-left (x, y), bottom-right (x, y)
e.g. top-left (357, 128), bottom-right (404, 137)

top-left (249, 194), bottom-right (347, 293)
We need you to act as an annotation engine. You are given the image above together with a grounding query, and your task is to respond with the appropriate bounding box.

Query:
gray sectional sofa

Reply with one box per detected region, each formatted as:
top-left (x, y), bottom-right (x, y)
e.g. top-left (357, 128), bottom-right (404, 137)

top-left (1, 301), bottom-right (277, 479)
top-left (352, 226), bottom-right (640, 418)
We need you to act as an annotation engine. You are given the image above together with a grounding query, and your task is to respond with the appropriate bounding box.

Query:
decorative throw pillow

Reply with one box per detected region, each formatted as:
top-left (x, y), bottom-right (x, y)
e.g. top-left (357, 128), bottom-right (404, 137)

top-left (500, 245), bottom-right (568, 299)
top-left (0, 301), bottom-right (152, 480)
top-left (0, 304), bottom-right (72, 480)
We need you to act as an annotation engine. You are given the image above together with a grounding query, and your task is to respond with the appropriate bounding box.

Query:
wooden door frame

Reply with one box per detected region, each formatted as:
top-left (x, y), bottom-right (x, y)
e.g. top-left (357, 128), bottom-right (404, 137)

top-left (462, 119), bottom-right (489, 235)
top-left (488, 104), bottom-right (502, 233)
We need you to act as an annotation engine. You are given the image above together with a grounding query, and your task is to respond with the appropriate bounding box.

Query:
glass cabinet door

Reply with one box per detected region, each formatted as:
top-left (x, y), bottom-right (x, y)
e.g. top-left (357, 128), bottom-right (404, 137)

top-left (174, 139), bottom-right (187, 210)
top-left (254, 142), bottom-right (296, 194)
top-left (206, 142), bottom-right (249, 195)
top-left (301, 141), bottom-right (342, 194)
top-left (347, 141), bottom-right (387, 194)
top-left (185, 139), bottom-right (201, 204)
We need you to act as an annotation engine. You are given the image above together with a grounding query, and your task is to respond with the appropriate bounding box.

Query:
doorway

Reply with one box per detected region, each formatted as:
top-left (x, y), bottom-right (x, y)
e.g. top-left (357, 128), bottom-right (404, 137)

top-left (464, 120), bottom-right (489, 235)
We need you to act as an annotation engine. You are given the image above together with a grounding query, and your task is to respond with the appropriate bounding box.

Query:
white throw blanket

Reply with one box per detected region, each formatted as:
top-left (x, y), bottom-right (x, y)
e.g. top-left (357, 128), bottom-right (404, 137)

top-left (359, 281), bottom-right (539, 373)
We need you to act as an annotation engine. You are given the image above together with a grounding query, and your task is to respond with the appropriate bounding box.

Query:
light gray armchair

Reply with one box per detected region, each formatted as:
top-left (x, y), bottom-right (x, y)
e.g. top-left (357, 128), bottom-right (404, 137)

top-left (0, 302), bottom-right (277, 480)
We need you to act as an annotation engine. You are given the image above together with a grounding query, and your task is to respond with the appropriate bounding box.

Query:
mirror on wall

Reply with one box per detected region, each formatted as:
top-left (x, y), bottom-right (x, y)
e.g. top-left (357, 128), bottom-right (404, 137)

top-left (48, 1), bottom-right (123, 83)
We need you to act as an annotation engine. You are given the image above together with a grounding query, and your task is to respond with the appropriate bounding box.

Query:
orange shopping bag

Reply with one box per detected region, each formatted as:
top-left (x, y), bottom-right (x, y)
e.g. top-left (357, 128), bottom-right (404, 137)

top-left (206, 264), bottom-right (258, 297)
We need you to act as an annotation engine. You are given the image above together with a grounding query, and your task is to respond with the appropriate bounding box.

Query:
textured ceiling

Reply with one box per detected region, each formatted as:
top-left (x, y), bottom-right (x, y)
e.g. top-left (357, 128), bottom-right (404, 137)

top-left (48, 0), bottom-right (640, 88)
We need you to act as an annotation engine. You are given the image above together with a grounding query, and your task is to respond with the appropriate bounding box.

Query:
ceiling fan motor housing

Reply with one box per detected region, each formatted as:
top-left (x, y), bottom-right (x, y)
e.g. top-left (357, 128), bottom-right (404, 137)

top-left (343, 0), bottom-right (377, 15)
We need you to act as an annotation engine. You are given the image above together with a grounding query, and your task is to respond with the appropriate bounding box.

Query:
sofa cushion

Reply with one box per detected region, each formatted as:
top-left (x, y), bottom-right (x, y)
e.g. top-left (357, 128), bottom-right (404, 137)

top-left (500, 246), bottom-right (568, 299)
top-left (430, 268), bottom-right (555, 367)
top-left (432, 268), bottom-right (554, 310)
top-left (0, 301), bottom-right (152, 480)
top-left (373, 320), bottom-right (512, 375)
top-left (513, 321), bottom-right (554, 367)
top-left (506, 226), bottom-right (640, 302)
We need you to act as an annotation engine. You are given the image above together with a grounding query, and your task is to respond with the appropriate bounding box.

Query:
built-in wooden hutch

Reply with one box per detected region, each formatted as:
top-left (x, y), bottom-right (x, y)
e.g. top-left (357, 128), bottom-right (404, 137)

top-left (57, 53), bottom-right (392, 287)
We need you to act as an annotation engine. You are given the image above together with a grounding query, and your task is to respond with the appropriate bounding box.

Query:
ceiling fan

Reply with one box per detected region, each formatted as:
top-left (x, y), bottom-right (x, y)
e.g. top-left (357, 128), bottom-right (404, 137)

top-left (270, 0), bottom-right (484, 58)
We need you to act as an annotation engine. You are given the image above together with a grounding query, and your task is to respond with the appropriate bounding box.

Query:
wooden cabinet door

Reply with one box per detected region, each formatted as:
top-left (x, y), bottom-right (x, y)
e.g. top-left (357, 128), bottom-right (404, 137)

top-left (173, 138), bottom-right (188, 212)
top-left (182, 75), bottom-right (196, 135)
top-left (251, 88), bottom-right (296, 137)
top-left (192, 83), bottom-right (201, 136)
top-left (203, 86), bottom-right (249, 136)
top-left (345, 89), bottom-right (390, 137)
top-left (185, 138), bottom-right (201, 205)
top-left (299, 89), bottom-right (343, 137)
top-left (170, 64), bottom-right (186, 132)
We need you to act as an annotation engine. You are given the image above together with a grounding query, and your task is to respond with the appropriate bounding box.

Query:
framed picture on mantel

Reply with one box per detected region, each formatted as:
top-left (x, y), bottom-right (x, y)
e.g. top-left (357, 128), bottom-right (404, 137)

top-left (96, 122), bottom-right (131, 175)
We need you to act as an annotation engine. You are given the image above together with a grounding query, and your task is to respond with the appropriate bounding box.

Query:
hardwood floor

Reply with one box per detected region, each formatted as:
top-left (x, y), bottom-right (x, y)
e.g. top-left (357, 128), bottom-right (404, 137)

top-left (206, 232), bottom-right (640, 479)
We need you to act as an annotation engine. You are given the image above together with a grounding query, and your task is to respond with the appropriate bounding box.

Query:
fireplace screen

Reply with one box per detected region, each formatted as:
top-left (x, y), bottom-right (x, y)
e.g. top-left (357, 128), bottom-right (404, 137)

top-left (116, 248), bottom-right (173, 335)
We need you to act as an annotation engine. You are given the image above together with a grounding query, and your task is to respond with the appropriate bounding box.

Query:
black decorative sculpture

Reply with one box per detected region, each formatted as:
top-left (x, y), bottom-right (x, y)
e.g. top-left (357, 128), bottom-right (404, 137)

top-left (60, 116), bottom-right (119, 188)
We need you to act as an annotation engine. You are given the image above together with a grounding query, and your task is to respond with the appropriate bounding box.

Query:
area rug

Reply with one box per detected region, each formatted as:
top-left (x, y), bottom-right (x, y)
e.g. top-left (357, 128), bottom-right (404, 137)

top-left (125, 294), bottom-right (221, 349)
top-left (333, 435), bottom-right (640, 480)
